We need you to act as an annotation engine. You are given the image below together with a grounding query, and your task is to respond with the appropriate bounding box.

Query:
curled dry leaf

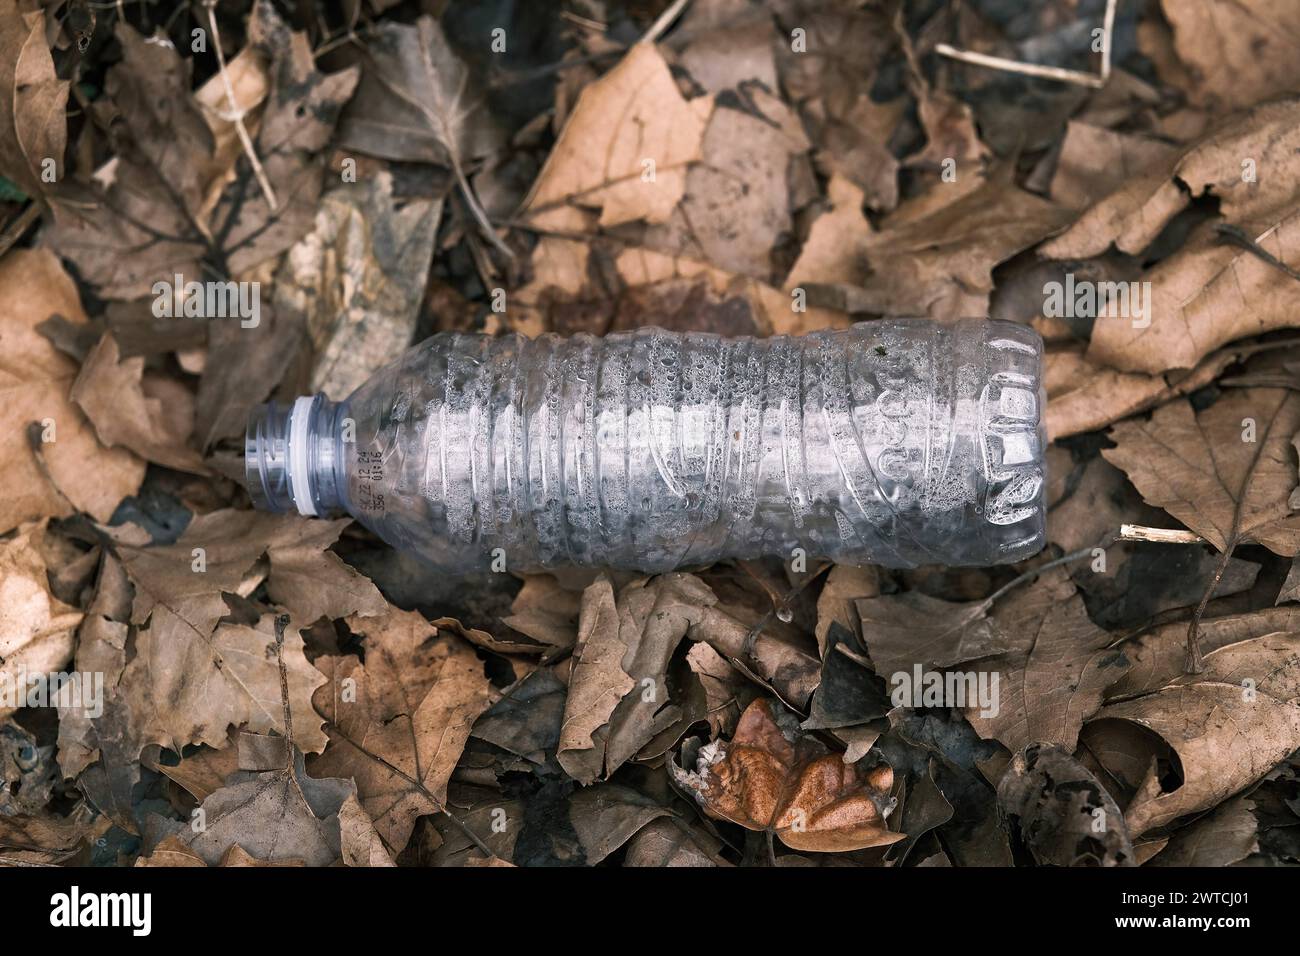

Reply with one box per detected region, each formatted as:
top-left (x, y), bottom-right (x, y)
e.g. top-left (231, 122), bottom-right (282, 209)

top-left (557, 573), bottom-right (715, 784)
top-left (997, 743), bottom-right (1135, 867)
top-left (516, 42), bottom-right (844, 337)
top-left (277, 171), bottom-right (442, 401)
top-left (1087, 632), bottom-right (1300, 836)
top-left (69, 333), bottom-right (207, 474)
top-left (1042, 99), bottom-right (1300, 374)
top-left (0, 0), bottom-right (68, 198)
top-left (815, 172), bottom-right (1073, 321)
top-left (671, 698), bottom-right (903, 853)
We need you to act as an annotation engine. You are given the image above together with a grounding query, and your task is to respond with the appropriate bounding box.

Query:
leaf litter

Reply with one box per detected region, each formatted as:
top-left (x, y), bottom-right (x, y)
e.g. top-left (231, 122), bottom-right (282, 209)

top-left (1, 0), bottom-right (1300, 869)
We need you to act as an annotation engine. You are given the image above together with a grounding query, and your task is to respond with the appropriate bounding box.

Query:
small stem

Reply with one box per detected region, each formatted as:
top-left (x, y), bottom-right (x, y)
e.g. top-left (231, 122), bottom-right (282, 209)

top-left (1215, 223), bottom-right (1300, 283)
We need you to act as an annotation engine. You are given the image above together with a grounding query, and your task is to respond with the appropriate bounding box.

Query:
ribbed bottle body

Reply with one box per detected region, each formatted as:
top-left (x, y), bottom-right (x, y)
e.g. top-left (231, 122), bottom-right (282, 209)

top-left (324, 318), bottom-right (1045, 574)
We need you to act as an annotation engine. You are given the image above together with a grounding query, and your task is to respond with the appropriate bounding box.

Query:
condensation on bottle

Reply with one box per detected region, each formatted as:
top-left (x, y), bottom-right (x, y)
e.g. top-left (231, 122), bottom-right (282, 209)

top-left (244, 319), bottom-right (1047, 575)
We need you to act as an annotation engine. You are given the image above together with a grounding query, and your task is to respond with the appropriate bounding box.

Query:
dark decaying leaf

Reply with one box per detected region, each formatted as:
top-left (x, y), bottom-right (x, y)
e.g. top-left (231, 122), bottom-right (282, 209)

top-left (997, 743), bottom-right (1135, 867)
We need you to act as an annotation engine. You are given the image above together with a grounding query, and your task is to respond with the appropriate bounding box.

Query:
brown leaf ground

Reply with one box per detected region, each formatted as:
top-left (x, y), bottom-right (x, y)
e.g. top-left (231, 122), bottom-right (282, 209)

top-left (1, 0), bottom-right (1300, 869)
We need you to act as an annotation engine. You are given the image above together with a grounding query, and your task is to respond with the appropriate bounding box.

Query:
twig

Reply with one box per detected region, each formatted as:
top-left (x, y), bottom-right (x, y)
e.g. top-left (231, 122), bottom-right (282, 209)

top-left (641, 0), bottom-right (692, 45)
top-left (203, 0), bottom-right (278, 212)
top-left (934, 44), bottom-right (1105, 88)
top-left (935, 0), bottom-right (1117, 89)
top-left (0, 203), bottom-right (41, 259)
top-left (1099, 0), bottom-right (1117, 81)
top-left (1118, 524), bottom-right (1205, 544)
top-left (979, 537), bottom-right (1115, 609)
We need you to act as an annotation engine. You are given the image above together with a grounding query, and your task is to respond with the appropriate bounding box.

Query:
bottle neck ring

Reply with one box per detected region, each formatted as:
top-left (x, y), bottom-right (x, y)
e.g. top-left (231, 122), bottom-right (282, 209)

top-left (245, 396), bottom-right (345, 516)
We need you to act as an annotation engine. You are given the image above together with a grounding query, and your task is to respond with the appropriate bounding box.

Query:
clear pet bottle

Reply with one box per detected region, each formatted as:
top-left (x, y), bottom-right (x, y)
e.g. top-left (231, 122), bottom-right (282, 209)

top-left (244, 319), bottom-right (1046, 574)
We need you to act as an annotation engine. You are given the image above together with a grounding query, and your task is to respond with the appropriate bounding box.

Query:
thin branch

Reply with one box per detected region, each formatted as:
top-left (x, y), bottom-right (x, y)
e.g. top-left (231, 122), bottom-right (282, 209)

top-left (935, 44), bottom-right (1104, 88)
top-left (273, 613), bottom-right (295, 770)
top-left (0, 203), bottom-right (41, 259)
top-left (936, 0), bottom-right (1117, 89)
top-left (641, 0), bottom-right (693, 45)
top-left (1184, 392), bottom-right (1288, 672)
top-left (203, 0), bottom-right (278, 212)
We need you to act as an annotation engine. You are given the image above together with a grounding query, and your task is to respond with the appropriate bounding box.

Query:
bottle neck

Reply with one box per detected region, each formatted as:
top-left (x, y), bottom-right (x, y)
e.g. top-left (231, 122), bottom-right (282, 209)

top-left (244, 396), bottom-right (347, 517)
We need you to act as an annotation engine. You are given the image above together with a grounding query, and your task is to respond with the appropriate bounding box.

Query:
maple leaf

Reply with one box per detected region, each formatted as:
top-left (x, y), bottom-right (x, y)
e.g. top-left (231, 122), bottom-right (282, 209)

top-left (309, 606), bottom-right (494, 855)
top-left (47, 3), bottom-right (359, 299)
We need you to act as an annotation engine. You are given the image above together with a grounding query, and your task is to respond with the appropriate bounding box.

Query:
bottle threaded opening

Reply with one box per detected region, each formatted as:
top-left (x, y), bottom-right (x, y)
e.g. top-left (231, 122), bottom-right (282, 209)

top-left (245, 396), bottom-right (343, 516)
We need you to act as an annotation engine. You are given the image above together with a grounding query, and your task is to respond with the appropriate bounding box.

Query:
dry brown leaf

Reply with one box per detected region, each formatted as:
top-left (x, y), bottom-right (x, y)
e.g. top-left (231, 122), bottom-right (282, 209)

top-left (557, 573), bottom-right (714, 783)
top-left (69, 333), bottom-right (207, 473)
top-left (962, 569), bottom-right (1126, 754)
top-left (1103, 389), bottom-right (1300, 556)
top-left (785, 174), bottom-right (874, 289)
top-left (0, 522), bottom-right (82, 720)
top-left (1106, 606), bottom-right (1300, 702)
top-left (124, 611), bottom-right (328, 757)
top-left (1089, 633), bottom-right (1300, 836)
top-left (622, 817), bottom-right (732, 867)
top-left (516, 42), bottom-right (844, 337)
top-left (145, 750), bottom-right (381, 866)
top-left (671, 698), bottom-right (902, 853)
top-left (0, 806), bottom-right (97, 866)
top-left (523, 42), bottom-right (710, 234)
top-left (1159, 0), bottom-right (1300, 112)
top-left (1146, 795), bottom-right (1260, 867)
top-left (276, 171), bottom-right (441, 400)
top-left (1043, 345), bottom-right (1232, 440)
top-left (0, 249), bottom-right (144, 533)
top-left (997, 743), bottom-right (1134, 867)
top-left (1042, 100), bottom-right (1300, 373)
top-left (856, 590), bottom-right (1013, 679)
top-left (819, 172), bottom-right (1073, 320)
top-left (309, 606), bottom-right (493, 854)
top-left (107, 511), bottom-right (384, 758)
top-left (1049, 121), bottom-right (1181, 211)
top-left (556, 575), bottom-right (634, 781)
top-left (814, 563), bottom-right (879, 659)
top-left (0, 0), bottom-right (68, 198)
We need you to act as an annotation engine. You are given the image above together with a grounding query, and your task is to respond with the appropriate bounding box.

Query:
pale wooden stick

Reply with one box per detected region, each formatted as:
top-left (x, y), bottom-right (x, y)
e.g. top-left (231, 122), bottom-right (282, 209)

top-left (934, 44), bottom-right (1105, 88)
top-left (1119, 524), bottom-right (1205, 544)
top-left (936, 0), bottom-right (1119, 90)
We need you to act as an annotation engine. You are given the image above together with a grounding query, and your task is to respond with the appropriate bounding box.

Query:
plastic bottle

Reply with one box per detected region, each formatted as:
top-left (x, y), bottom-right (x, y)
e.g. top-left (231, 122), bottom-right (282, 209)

top-left (244, 319), bottom-right (1046, 574)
